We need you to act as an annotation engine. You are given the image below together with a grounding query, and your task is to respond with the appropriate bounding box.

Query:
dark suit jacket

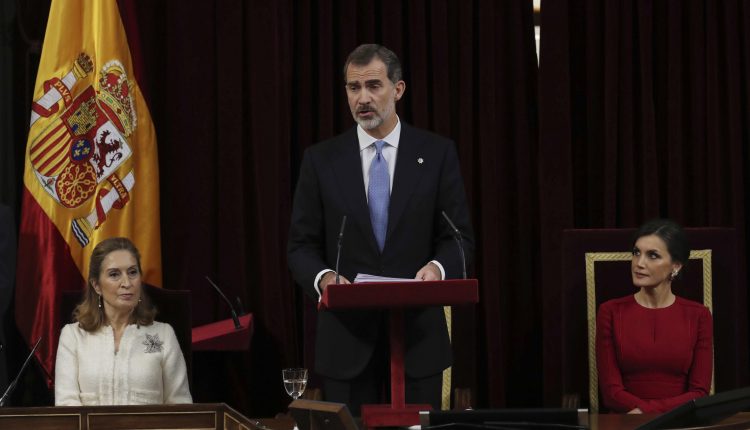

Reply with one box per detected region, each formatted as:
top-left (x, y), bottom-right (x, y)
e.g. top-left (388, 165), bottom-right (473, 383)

top-left (288, 123), bottom-right (474, 380)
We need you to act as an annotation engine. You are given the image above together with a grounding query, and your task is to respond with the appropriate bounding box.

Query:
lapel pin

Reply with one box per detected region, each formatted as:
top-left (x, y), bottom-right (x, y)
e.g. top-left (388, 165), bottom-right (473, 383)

top-left (417, 157), bottom-right (424, 164)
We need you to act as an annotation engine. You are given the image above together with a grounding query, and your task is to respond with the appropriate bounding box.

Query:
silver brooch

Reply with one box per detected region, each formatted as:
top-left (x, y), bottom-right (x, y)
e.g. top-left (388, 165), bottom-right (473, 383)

top-left (143, 333), bottom-right (163, 353)
top-left (417, 158), bottom-right (424, 164)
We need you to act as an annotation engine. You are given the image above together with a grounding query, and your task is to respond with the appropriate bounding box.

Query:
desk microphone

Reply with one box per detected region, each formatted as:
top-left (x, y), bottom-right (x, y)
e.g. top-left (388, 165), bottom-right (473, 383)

top-left (0, 336), bottom-right (42, 407)
top-left (205, 276), bottom-right (242, 330)
top-left (335, 215), bottom-right (347, 284)
top-left (235, 297), bottom-right (246, 316)
top-left (441, 211), bottom-right (467, 280)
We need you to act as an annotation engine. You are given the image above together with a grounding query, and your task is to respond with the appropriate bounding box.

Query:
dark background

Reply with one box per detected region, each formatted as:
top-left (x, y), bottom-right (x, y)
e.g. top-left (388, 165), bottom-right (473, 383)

top-left (1, 0), bottom-right (749, 417)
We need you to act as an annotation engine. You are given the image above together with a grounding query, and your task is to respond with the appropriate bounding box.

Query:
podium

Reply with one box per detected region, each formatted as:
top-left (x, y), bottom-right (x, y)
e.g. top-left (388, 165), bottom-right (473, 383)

top-left (0, 403), bottom-right (257, 430)
top-left (319, 279), bottom-right (479, 429)
top-left (192, 314), bottom-right (254, 351)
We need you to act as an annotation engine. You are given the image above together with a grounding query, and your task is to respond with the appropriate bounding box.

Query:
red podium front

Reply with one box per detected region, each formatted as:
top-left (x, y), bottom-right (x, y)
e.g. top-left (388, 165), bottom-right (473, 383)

top-left (319, 279), bottom-right (479, 429)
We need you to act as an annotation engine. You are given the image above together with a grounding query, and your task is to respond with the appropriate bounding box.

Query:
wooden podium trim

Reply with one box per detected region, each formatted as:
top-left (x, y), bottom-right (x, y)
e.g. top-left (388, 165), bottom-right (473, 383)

top-left (289, 399), bottom-right (358, 430)
top-left (584, 250), bottom-right (714, 413)
top-left (86, 409), bottom-right (217, 429)
top-left (224, 412), bottom-right (249, 430)
top-left (0, 412), bottom-right (81, 429)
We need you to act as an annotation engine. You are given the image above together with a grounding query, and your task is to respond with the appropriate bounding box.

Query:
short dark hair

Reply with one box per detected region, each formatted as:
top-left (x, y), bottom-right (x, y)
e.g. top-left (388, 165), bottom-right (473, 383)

top-left (633, 219), bottom-right (690, 265)
top-left (343, 44), bottom-right (403, 84)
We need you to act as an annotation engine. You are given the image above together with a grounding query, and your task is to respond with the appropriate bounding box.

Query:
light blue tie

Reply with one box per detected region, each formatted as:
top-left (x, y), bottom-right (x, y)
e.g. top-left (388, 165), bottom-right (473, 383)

top-left (368, 140), bottom-right (390, 251)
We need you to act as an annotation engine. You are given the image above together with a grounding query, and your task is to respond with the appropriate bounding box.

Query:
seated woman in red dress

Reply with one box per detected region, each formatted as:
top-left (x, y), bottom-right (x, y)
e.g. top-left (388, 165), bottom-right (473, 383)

top-left (596, 219), bottom-right (713, 414)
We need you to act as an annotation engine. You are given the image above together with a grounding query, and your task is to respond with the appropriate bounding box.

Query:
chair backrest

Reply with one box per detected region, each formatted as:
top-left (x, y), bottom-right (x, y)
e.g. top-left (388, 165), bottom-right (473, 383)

top-left (60, 284), bottom-right (192, 386)
top-left (558, 228), bottom-right (747, 412)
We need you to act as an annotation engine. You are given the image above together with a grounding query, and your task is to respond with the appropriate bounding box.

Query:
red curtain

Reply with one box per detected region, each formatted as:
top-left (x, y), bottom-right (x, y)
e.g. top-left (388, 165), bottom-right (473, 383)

top-left (539, 0), bottom-right (750, 405)
top-left (10, 0), bottom-right (750, 417)
top-left (115, 0), bottom-right (539, 414)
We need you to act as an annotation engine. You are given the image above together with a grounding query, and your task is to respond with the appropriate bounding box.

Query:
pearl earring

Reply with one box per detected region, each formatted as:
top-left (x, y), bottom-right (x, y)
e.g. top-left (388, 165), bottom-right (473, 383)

top-left (98, 294), bottom-right (102, 309)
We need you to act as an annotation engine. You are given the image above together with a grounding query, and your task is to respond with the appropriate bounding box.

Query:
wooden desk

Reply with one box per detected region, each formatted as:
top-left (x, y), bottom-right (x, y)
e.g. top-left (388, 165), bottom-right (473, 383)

top-left (3, 408), bottom-right (748, 430)
top-left (0, 403), bottom-right (261, 430)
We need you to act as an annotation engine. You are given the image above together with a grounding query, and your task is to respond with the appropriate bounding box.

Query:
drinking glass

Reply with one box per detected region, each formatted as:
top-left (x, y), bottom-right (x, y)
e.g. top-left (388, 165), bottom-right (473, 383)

top-left (282, 368), bottom-right (308, 400)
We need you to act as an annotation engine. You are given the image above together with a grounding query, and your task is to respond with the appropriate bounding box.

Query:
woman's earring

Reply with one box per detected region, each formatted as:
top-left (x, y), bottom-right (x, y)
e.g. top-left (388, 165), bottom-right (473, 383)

top-left (98, 294), bottom-right (102, 309)
top-left (670, 270), bottom-right (679, 281)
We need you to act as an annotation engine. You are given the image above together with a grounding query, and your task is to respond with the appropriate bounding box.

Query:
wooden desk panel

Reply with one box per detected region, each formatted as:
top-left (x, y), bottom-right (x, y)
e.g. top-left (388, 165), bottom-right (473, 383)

top-left (4, 407), bottom-right (748, 430)
top-left (0, 403), bottom-right (256, 430)
top-left (0, 412), bottom-right (81, 430)
top-left (87, 410), bottom-right (217, 429)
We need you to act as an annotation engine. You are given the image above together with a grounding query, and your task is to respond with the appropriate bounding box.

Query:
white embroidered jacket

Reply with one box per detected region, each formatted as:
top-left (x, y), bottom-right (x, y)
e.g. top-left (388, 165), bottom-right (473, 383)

top-left (55, 321), bottom-right (192, 405)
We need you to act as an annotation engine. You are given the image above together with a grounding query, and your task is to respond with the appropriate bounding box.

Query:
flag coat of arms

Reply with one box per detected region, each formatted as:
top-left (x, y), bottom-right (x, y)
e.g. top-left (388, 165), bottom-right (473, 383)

top-left (16, 0), bottom-right (161, 385)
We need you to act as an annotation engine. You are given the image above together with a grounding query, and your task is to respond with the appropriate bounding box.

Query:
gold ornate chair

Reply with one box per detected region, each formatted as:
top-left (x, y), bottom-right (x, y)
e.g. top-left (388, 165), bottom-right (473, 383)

top-left (558, 228), bottom-right (747, 412)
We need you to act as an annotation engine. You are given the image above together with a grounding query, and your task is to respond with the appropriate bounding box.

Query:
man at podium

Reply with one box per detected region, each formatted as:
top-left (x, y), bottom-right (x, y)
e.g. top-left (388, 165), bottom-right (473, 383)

top-left (288, 44), bottom-right (474, 414)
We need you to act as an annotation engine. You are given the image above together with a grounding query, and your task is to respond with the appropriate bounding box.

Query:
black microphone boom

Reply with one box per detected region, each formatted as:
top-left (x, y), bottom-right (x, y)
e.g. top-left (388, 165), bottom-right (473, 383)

top-left (335, 215), bottom-right (347, 285)
top-left (235, 297), bottom-right (246, 316)
top-left (441, 211), bottom-right (467, 280)
top-left (205, 276), bottom-right (242, 330)
top-left (0, 336), bottom-right (42, 407)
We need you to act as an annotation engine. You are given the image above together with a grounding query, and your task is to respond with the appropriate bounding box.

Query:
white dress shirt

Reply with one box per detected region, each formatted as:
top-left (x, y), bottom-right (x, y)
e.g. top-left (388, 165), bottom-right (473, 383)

top-left (313, 118), bottom-right (444, 296)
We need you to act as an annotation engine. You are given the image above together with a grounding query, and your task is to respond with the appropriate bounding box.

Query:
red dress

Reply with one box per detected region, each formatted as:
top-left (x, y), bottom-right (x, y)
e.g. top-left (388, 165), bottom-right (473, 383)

top-left (596, 295), bottom-right (713, 413)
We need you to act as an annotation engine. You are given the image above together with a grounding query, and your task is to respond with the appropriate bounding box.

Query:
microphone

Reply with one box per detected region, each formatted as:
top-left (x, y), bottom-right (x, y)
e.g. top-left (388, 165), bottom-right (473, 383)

top-left (0, 336), bottom-right (42, 407)
top-left (335, 215), bottom-right (347, 284)
top-left (205, 276), bottom-right (242, 330)
top-left (235, 297), bottom-right (246, 316)
top-left (441, 211), bottom-right (467, 280)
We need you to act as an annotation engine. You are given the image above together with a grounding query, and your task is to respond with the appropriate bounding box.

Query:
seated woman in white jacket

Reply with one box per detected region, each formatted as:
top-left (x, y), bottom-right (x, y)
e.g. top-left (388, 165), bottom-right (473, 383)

top-left (55, 237), bottom-right (192, 405)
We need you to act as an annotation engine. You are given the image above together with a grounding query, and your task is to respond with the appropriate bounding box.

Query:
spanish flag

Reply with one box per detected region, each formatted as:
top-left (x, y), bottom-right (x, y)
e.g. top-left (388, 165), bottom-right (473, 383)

top-left (16, 0), bottom-right (161, 385)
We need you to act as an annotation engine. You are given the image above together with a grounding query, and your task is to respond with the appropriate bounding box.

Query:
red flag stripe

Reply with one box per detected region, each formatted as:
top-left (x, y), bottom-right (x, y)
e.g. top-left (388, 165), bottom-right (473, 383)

top-left (33, 138), bottom-right (71, 175)
top-left (31, 127), bottom-right (68, 165)
top-left (15, 188), bottom-right (85, 387)
top-left (30, 122), bottom-right (65, 154)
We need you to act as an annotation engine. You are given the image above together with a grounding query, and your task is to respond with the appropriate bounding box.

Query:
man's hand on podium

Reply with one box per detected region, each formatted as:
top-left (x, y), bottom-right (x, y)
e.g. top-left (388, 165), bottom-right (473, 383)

top-left (320, 271), bottom-right (351, 292)
top-left (415, 262), bottom-right (441, 281)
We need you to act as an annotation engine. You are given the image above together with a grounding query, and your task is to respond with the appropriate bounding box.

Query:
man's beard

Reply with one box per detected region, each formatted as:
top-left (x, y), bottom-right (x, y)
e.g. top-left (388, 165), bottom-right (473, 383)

top-left (353, 101), bottom-right (394, 130)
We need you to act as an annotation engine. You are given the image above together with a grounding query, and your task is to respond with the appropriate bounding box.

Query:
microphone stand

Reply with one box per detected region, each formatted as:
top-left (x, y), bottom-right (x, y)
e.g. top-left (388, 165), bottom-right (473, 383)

top-left (335, 215), bottom-right (347, 284)
top-left (205, 276), bottom-right (242, 330)
top-left (441, 211), bottom-right (467, 280)
top-left (0, 337), bottom-right (42, 407)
